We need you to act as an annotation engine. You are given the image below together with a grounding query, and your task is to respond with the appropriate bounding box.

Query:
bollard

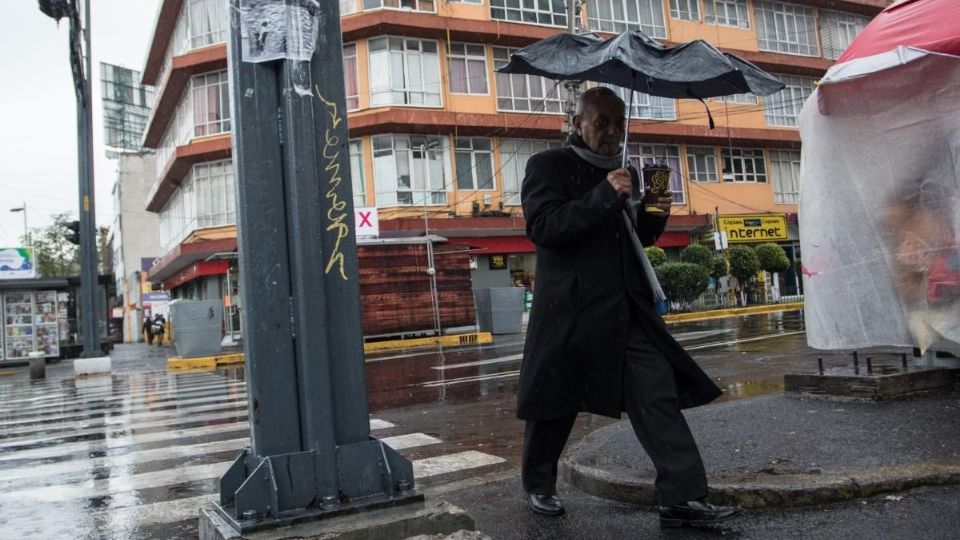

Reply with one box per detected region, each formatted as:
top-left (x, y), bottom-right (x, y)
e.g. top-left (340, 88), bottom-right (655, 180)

top-left (817, 357), bottom-right (824, 375)
top-left (866, 356), bottom-right (873, 374)
top-left (28, 351), bottom-right (46, 380)
top-left (902, 353), bottom-right (908, 369)
top-left (853, 351), bottom-right (860, 374)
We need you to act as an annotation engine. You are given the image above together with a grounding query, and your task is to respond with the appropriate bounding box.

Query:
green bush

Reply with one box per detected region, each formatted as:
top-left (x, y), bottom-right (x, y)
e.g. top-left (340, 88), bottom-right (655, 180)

top-left (755, 243), bottom-right (791, 273)
top-left (711, 256), bottom-right (728, 279)
top-left (655, 262), bottom-right (710, 305)
top-left (680, 244), bottom-right (714, 273)
top-left (645, 246), bottom-right (667, 267)
top-left (728, 246), bottom-right (760, 283)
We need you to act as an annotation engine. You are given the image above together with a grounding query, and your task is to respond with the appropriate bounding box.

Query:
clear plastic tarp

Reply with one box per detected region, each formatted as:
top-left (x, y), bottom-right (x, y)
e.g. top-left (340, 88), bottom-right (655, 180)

top-left (799, 52), bottom-right (960, 353)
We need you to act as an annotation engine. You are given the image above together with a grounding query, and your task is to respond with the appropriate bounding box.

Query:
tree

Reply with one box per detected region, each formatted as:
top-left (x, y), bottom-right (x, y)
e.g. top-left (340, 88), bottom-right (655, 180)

top-left (755, 243), bottom-right (791, 273)
top-left (17, 212), bottom-right (111, 278)
top-left (711, 256), bottom-right (728, 279)
top-left (645, 246), bottom-right (666, 267)
top-left (655, 262), bottom-right (710, 309)
top-left (680, 244), bottom-right (714, 273)
top-left (728, 245), bottom-right (760, 306)
top-left (755, 243), bottom-right (791, 302)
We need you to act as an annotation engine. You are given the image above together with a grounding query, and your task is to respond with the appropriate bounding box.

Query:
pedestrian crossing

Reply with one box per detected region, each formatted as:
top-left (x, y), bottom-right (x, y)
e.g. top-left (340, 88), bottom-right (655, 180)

top-left (0, 369), bottom-right (506, 539)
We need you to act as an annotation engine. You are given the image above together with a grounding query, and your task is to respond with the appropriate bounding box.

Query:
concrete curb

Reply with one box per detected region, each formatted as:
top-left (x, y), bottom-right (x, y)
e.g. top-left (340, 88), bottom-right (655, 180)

top-left (561, 436), bottom-right (960, 509)
top-left (662, 302), bottom-right (804, 324)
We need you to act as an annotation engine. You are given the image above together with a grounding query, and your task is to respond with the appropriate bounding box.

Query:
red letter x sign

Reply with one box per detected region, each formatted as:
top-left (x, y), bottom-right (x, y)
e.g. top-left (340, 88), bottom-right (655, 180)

top-left (358, 211), bottom-right (372, 227)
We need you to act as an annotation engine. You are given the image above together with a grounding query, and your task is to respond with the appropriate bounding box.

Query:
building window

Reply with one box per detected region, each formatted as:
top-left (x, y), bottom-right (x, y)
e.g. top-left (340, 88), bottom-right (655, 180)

top-left (448, 43), bottom-right (488, 95)
top-left (193, 160), bottom-right (236, 228)
top-left (586, 0), bottom-right (667, 38)
top-left (705, 0), bottom-right (749, 29)
top-left (187, 0), bottom-right (227, 49)
top-left (455, 137), bottom-right (495, 191)
top-left (493, 47), bottom-right (568, 113)
top-left (601, 83), bottom-right (675, 120)
top-left (755, 1), bottom-right (818, 56)
top-left (340, 0), bottom-right (357, 14)
top-left (769, 149), bottom-right (800, 204)
top-left (372, 134), bottom-right (449, 206)
top-left (192, 71), bottom-right (230, 137)
top-left (764, 74), bottom-right (814, 127)
top-left (499, 139), bottom-right (562, 205)
top-left (670, 0), bottom-right (700, 21)
top-left (363, 0), bottom-right (436, 12)
top-left (721, 148), bottom-right (766, 183)
top-left (710, 93), bottom-right (758, 105)
top-left (627, 144), bottom-right (684, 204)
top-left (490, 0), bottom-right (567, 27)
top-left (686, 146), bottom-right (718, 182)
top-left (819, 10), bottom-right (869, 60)
top-left (343, 43), bottom-right (359, 110)
top-left (159, 159), bottom-right (235, 250)
top-left (349, 139), bottom-right (366, 207)
top-left (368, 37), bottom-right (442, 107)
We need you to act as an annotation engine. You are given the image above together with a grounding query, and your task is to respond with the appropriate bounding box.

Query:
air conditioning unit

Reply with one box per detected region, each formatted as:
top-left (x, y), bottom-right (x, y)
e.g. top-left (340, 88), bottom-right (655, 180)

top-left (482, 194), bottom-right (492, 206)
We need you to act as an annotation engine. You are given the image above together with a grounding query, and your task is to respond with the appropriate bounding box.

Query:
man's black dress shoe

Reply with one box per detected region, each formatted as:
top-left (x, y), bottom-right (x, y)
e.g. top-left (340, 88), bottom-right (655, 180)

top-left (659, 499), bottom-right (739, 528)
top-left (527, 493), bottom-right (565, 516)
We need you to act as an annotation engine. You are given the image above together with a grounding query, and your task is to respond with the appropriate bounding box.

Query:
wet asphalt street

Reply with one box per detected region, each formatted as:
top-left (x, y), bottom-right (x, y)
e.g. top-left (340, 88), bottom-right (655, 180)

top-left (3, 310), bottom-right (944, 539)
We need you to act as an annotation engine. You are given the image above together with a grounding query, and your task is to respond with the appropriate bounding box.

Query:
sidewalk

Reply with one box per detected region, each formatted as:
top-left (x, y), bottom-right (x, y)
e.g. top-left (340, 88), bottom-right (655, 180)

top-left (561, 386), bottom-right (960, 509)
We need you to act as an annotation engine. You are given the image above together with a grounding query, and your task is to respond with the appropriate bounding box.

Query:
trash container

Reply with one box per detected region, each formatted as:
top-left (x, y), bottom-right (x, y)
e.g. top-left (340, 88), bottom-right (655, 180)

top-left (474, 287), bottom-right (525, 334)
top-left (171, 300), bottom-right (223, 358)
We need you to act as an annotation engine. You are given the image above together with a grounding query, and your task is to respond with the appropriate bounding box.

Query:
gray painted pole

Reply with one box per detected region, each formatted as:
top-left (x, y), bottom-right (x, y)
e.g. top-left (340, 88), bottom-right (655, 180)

top-left (214, 2), bottom-right (417, 531)
top-left (75, 0), bottom-right (101, 357)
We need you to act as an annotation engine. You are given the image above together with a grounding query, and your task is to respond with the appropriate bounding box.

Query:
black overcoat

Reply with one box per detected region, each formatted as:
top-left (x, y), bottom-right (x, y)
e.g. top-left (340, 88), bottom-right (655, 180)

top-left (517, 147), bottom-right (722, 420)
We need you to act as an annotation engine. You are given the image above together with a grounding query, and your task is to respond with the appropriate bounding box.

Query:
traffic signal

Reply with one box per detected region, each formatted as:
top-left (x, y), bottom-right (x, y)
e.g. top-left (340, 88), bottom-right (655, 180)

top-left (65, 220), bottom-right (80, 245)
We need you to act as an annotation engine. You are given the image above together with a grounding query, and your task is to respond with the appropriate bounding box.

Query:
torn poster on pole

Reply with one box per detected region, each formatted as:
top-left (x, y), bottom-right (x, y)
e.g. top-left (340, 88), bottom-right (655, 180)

top-left (238, 0), bottom-right (321, 63)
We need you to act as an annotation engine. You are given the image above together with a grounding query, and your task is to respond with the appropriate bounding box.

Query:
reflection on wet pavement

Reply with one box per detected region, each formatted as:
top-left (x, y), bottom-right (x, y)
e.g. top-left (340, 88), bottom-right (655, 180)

top-left (0, 310), bottom-right (813, 538)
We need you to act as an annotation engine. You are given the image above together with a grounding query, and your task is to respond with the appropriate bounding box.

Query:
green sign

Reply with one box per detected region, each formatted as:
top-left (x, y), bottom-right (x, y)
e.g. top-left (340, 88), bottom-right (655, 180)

top-left (0, 247), bottom-right (36, 280)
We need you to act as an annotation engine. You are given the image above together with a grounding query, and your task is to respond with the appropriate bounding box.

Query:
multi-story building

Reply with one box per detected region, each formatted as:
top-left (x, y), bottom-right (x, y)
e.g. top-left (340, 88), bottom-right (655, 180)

top-left (139, 0), bottom-right (889, 322)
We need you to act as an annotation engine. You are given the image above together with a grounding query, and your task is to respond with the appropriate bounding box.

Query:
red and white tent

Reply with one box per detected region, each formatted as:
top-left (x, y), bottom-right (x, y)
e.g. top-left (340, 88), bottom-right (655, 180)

top-left (799, 0), bottom-right (960, 353)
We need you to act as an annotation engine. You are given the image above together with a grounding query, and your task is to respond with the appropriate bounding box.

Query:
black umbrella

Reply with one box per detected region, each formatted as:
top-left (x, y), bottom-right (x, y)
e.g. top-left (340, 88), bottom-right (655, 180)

top-left (498, 31), bottom-right (785, 100)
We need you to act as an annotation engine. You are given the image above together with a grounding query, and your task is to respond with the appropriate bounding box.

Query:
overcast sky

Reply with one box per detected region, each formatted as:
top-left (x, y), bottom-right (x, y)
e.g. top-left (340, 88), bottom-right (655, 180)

top-left (0, 0), bottom-right (160, 247)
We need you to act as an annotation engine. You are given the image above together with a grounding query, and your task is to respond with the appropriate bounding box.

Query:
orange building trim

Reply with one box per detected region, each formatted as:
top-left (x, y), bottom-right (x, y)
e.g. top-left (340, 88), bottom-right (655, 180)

top-left (147, 134), bottom-right (232, 212)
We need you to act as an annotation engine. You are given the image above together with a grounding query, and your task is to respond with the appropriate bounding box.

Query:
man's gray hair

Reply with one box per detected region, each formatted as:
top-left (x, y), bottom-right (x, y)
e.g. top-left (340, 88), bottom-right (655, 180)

top-left (574, 86), bottom-right (624, 116)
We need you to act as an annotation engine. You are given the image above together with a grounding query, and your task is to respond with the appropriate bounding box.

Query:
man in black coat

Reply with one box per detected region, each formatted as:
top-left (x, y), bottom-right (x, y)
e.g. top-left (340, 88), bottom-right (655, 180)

top-left (518, 87), bottom-right (738, 528)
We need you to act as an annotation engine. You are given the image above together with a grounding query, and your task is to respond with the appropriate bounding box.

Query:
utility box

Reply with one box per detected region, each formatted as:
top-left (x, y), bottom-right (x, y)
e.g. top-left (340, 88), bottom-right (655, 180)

top-left (171, 300), bottom-right (223, 358)
top-left (474, 287), bottom-right (525, 334)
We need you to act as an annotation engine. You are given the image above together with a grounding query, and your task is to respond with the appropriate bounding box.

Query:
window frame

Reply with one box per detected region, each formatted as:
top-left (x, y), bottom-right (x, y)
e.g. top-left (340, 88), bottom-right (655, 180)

top-left (601, 83), bottom-right (676, 121)
top-left (498, 138), bottom-right (563, 206)
top-left (720, 147), bottom-right (767, 183)
top-left (492, 47), bottom-right (568, 114)
top-left (349, 139), bottom-right (367, 208)
top-left (489, 0), bottom-right (568, 28)
top-left (670, 0), bottom-right (700, 21)
top-left (763, 74), bottom-right (815, 127)
top-left (455, 137), bottom-right (496, 191)
top-left (362, 0), bottom-right (437, 13)
top-left (704, 0), bottom-right (750, 29)
top-left (191, 70), bottom-right (231, 138)
top-left (586, 0), bottom-right (668, 38)
top-left (368, 36), bottom-right (443, 108)
top-left (343, 42), bottom-right (360, 111)
top-left (819, 9), bottom-right (869, 60)
top-left (686, 146), bottom-right (719, 183)
top-left (371, 134), bottom-right (450, 207)
top-left (754, 0), bottom-right (819, 57)
top-left (447, 42), bottom-right (489, 95)
top-left (769, 149), bottom-right (801, 204)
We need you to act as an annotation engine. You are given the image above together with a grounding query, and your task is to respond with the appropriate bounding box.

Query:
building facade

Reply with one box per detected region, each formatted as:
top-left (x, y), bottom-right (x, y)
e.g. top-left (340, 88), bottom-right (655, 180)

top-left (139, 0), bottom-right (889, 320)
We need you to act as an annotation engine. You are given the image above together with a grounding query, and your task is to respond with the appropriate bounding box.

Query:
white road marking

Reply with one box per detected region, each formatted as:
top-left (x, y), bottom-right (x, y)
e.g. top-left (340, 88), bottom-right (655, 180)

top-left (413, 451), bottom-right (506, 478)
top-left (421, 371), bottom-right (520, 388)
top-left (685, 331), bottom-right (805, 351)
top-left (380, 432), bottom-right (441, 450)
top-left (430, 354), bottom-right (523, 370)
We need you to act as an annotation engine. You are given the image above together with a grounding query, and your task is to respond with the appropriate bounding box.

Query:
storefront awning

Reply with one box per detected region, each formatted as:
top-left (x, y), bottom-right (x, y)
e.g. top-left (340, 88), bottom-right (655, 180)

top-left (455, 236), bottom-right (536, 254)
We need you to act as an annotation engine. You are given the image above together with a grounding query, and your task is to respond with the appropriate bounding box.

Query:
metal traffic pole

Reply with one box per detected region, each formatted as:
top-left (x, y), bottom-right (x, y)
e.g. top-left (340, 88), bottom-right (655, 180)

top-left (212, 1), bottom-right (418, 533)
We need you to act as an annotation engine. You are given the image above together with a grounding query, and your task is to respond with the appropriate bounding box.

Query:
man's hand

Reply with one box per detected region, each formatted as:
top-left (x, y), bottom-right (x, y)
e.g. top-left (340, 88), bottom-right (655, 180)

top-left (643, 189), bottom-right (673, 214)
top-left (606, 168), bottom-right (633, 198)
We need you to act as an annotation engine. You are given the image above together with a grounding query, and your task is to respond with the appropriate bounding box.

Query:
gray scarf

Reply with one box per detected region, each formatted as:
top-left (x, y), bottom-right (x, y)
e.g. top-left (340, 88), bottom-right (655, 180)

top-left (568, 135), bottom-right (668, 307)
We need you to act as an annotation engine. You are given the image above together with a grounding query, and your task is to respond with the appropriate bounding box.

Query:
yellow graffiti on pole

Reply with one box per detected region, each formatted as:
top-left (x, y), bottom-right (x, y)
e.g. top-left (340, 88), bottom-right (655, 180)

top-left (315, 85), bottom-right (349, 281)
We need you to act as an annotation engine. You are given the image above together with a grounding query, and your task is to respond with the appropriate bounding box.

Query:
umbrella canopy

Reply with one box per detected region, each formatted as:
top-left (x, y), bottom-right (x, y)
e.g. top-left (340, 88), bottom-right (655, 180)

top-left (823, 0), bottom-right (960, 85)
top-left (497, 30), bottom-right (784, 99)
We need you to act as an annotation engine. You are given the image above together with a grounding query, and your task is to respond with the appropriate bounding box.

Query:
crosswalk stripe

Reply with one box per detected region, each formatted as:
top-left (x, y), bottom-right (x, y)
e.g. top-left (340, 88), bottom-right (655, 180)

top-left (0, 421), bottom-right (397, 486)
top-left (0, 393), bottom-right (247, 428)
top-left (420, 370), bottom-right (520, 388)
top-left (0, 433), bottom-right (442, 503)
top-left (0, 373), bottom-right (227, 401)
top-left (0, 382), bottom-right (247, 419)
top-left (413, 451), bottom-right (506, 478)
top-left (0, 400), bottom-right (250, 433)
top-left (0, 409), bottom-right (249, 449)
top-left (0, 377), bottom-right (243, 407)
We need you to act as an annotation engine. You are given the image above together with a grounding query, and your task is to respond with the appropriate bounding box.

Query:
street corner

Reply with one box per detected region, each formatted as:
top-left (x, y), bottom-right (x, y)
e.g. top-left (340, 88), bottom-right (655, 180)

top-left (560, 390), bottom-right (960, 510)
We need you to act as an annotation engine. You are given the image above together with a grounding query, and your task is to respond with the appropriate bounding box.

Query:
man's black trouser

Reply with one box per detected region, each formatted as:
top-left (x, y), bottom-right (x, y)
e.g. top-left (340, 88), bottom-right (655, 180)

top-left (521, 310), bottom-right (709, 506)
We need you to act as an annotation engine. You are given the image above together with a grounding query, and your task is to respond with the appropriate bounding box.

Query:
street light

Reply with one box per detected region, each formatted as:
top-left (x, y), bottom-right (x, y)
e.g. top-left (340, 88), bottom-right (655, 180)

top-left (9, 202), bottom-right (27, 239)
